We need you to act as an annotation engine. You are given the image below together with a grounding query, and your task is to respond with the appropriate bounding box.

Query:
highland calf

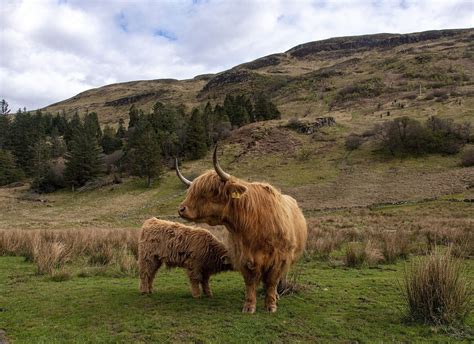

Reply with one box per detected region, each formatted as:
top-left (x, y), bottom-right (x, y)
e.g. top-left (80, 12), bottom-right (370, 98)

top-left (176, 146), bottom-right (308, 313)
top-left (139, 218), bottom-right (233, 298)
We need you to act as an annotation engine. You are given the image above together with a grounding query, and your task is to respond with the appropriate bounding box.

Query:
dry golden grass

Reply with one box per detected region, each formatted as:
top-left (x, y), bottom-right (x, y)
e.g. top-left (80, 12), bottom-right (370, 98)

top-left (0, 228), bottom-right (139, 277)
top-left (403, 248), bottom-right (472, 325)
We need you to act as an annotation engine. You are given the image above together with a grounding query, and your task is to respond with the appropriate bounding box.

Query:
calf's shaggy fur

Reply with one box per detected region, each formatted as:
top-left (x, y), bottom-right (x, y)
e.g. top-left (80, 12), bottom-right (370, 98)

top-left (139, 218), bottom-right (232, 298)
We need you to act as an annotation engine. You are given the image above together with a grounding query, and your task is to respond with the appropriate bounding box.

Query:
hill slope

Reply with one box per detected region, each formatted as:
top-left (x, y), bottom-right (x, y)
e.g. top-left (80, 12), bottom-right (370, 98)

top-left (43, 28), bottom-right (474, 124)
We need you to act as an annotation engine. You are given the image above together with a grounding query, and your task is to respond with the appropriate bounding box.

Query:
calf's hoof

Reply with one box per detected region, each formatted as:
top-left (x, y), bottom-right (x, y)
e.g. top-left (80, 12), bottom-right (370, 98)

top-left (242, 304), bottom-right (256, 314)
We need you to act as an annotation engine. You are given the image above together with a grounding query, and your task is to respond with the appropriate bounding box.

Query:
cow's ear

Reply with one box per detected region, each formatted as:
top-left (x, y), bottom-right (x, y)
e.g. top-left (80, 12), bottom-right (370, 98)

top-left (225, 182), bottom-right (247, 200)
top-left (221, 255), bottom-right (232, 265)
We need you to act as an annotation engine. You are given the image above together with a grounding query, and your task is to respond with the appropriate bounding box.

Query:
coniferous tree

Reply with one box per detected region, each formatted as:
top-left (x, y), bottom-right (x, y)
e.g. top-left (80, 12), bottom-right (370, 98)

top-left (126, 119), bottom-right (162, 187)
top-left (31, 139), bottom-right (52, 191)
top-left (64, 127), bottom-right (104, 190)
top-left (7, 110), bottom-right (46, 174)
top-left (0, 115), bottom-right (10, 149)
top-left (64, 112), bottom-right (82, 146)
top-left (0, 149), bottom-right (24, 186)
top-left (185, 108), bottom-right (208, 160)
top-left (84, 112), bottom-right (102, 142)
top-left (101, 125), bottom-right (123, 154)
top-left (116, 118), bottom-right (127, 139)
top-left (128, 105), bottom-right (141, 130)
top-left (0, 99), bottom-right (11, 116)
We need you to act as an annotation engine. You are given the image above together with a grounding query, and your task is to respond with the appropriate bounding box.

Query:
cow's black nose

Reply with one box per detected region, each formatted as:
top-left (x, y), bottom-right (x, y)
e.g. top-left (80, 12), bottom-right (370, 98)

top-left (179, 206), bottom-right (186, 214)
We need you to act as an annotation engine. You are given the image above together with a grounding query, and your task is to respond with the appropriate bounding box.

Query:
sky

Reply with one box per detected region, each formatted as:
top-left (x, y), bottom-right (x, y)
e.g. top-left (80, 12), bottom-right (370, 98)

top-left (0, 0), bottom-right (473, 111)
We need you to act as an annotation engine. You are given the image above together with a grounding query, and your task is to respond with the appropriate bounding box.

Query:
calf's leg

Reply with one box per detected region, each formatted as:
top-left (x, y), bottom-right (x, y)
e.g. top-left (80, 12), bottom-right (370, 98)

top-left (139, 256), bottom-right (162, 294)
top-left (201, 273), bottom-right (213, 297)
top-left (187, 270), bottom-right (202, 298)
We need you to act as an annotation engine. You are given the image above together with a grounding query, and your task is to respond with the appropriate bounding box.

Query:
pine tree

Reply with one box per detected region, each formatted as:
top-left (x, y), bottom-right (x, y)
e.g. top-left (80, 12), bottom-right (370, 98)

top-left (31, 139), bottom-right (52, 191)
top-left (116, 118), bottom-right (127, 138)
top-left (64, 129), bottom-right (104, 190)
top-left (185, 108), bottom-right (208, 160)
top-left (64, 112), bottom-right (82, 146)
top-left (128, 105), bottom-right (141, 130)
top-left (101, 125), bottom-right (122, 154)
top-left (84, 112), bottom-right (102, 142)
top-left (0, 99), bottom-right (11, 116)
top-left (0, 149), bottom-right (24, 186)
top-left (0, 115), bottom-right (10, 149)
top-left (7, 110), bottom-right (46, 174)
top-left (126, 120), bottom-right (162, 187)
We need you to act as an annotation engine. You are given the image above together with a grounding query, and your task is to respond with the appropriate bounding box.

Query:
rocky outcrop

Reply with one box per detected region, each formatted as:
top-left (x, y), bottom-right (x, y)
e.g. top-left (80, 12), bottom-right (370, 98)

top-left (287, 29), bottom-right (470, 58)
top-left (104, 90), bottom-right (169, 107)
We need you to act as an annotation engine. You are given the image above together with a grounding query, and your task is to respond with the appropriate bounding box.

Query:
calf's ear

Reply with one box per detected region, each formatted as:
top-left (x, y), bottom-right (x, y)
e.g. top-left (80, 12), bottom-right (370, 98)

top-left (224, 182), bottom-right (247, 200)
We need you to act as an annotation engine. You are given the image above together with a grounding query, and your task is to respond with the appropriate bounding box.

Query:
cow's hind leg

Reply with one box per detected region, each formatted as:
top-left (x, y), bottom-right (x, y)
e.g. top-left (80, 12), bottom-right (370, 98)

top-left (139, 256), bottom-right (162, 294)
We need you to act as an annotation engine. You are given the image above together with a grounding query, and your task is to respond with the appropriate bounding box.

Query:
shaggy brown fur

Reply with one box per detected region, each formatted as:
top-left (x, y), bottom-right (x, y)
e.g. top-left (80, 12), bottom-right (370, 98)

top-left (138, 218), bottom-right (233, 298)
top-left (179, 170), bottom-right (307, 313)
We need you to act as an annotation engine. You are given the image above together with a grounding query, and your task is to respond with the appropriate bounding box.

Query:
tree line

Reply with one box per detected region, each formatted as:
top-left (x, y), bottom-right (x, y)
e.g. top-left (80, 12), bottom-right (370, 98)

top-left (0, 94), bottom-right (281, 190)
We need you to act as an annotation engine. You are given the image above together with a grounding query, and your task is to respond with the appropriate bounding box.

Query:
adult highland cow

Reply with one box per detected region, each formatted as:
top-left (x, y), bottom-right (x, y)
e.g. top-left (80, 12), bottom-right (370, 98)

top-left (176, 146), bottom-right (307, 313)
top-left (139, 218), bottom-right (233, 298)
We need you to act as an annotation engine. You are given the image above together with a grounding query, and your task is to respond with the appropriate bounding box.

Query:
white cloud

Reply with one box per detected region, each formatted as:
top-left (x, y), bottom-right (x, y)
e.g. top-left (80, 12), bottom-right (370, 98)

top-left (0, 0), bottom-right (472, 111)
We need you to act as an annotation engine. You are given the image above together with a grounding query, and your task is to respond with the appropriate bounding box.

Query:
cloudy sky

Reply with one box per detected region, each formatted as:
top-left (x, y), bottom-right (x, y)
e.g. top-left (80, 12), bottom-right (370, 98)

top-left (0, 0), bottom-right (472, 111)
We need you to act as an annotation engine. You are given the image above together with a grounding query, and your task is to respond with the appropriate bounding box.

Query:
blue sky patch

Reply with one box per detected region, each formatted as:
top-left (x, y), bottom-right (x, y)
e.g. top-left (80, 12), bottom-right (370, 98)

top-left (154, 29), bottom-right (177, 41)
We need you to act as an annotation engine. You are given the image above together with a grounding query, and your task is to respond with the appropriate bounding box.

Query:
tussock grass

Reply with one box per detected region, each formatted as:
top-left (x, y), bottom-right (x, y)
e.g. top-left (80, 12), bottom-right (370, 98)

top-left (403, 249), bottom-right (472, 325)
top-left (0, 228), bottom-right (139, 278)
top-left (344, 241), bottom-right (384, 267)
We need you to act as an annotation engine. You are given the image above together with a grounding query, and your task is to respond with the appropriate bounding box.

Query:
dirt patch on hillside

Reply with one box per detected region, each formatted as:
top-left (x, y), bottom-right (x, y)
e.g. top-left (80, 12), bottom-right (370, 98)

top-left (227, 122), bottom-right (302, 159)
top-left (287, 167), bottom-right (474, 211)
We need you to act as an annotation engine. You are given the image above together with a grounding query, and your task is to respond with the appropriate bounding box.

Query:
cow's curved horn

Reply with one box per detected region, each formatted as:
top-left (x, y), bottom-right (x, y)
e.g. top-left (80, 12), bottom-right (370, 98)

top-left (213, 145), bottom-right (230, 181)
top-left (175, 158), bottom-right (192, 187)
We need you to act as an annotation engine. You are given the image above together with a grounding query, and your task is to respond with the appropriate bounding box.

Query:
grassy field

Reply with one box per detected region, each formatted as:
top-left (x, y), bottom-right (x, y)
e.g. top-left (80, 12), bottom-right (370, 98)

top-left (1, 255), bottom-right (472, 343)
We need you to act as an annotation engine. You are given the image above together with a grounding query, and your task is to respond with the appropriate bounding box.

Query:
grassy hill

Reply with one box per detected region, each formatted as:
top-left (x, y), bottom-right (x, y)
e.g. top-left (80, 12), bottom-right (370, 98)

top-left (1, 28), bottom-right (473, 343)
top-left (43, 28), bottom-right (474, 125)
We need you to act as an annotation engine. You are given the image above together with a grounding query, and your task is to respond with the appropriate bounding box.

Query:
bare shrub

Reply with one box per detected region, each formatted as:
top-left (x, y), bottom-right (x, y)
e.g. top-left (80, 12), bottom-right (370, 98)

top-left (278, 266), bottom-right (307, 296)
top-left (403, 249), bottom-right (472, 325)
top-left (345, 134), bottom-right (363, 151)
top-left (460, 148), bottom-right (474, 167)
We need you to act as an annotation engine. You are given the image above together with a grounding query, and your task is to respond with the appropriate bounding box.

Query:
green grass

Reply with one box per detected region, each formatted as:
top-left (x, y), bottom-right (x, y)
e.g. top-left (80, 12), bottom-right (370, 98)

top-left (1, 256), bottom-right (472, 343)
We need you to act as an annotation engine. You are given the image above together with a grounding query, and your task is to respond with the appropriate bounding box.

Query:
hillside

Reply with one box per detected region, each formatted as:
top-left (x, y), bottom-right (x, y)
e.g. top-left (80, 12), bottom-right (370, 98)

top-left (43, 28), bottom-right (474, 124)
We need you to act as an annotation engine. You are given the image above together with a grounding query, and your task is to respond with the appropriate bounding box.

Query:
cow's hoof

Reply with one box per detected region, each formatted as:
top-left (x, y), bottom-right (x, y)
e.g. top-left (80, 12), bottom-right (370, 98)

top-left (266, 304), bottom-right (277, 313)
top-left (242, 304), bottom-right (256, 314)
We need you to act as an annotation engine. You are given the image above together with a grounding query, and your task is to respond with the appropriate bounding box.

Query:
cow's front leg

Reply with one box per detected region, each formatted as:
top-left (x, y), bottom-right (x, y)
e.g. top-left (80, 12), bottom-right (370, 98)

top-left (242, 265), bottom-right (260, 313)
top-left (263, 268), bottom-right (280, 313)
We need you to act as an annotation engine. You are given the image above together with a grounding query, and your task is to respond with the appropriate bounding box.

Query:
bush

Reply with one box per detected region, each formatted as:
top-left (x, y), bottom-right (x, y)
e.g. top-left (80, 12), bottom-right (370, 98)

top-left (460, 148), bottom-right (474, 167)
top-left (374, 116), bottom-right (471, 156)
top-left (345, 134), bottom-right (363, 151)
top-left (33, 160), bottom-right (66, 193)
top-left (335, 77), bottom-right (384, 103)
top-left (403, 249), bottom-right (472, 325)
